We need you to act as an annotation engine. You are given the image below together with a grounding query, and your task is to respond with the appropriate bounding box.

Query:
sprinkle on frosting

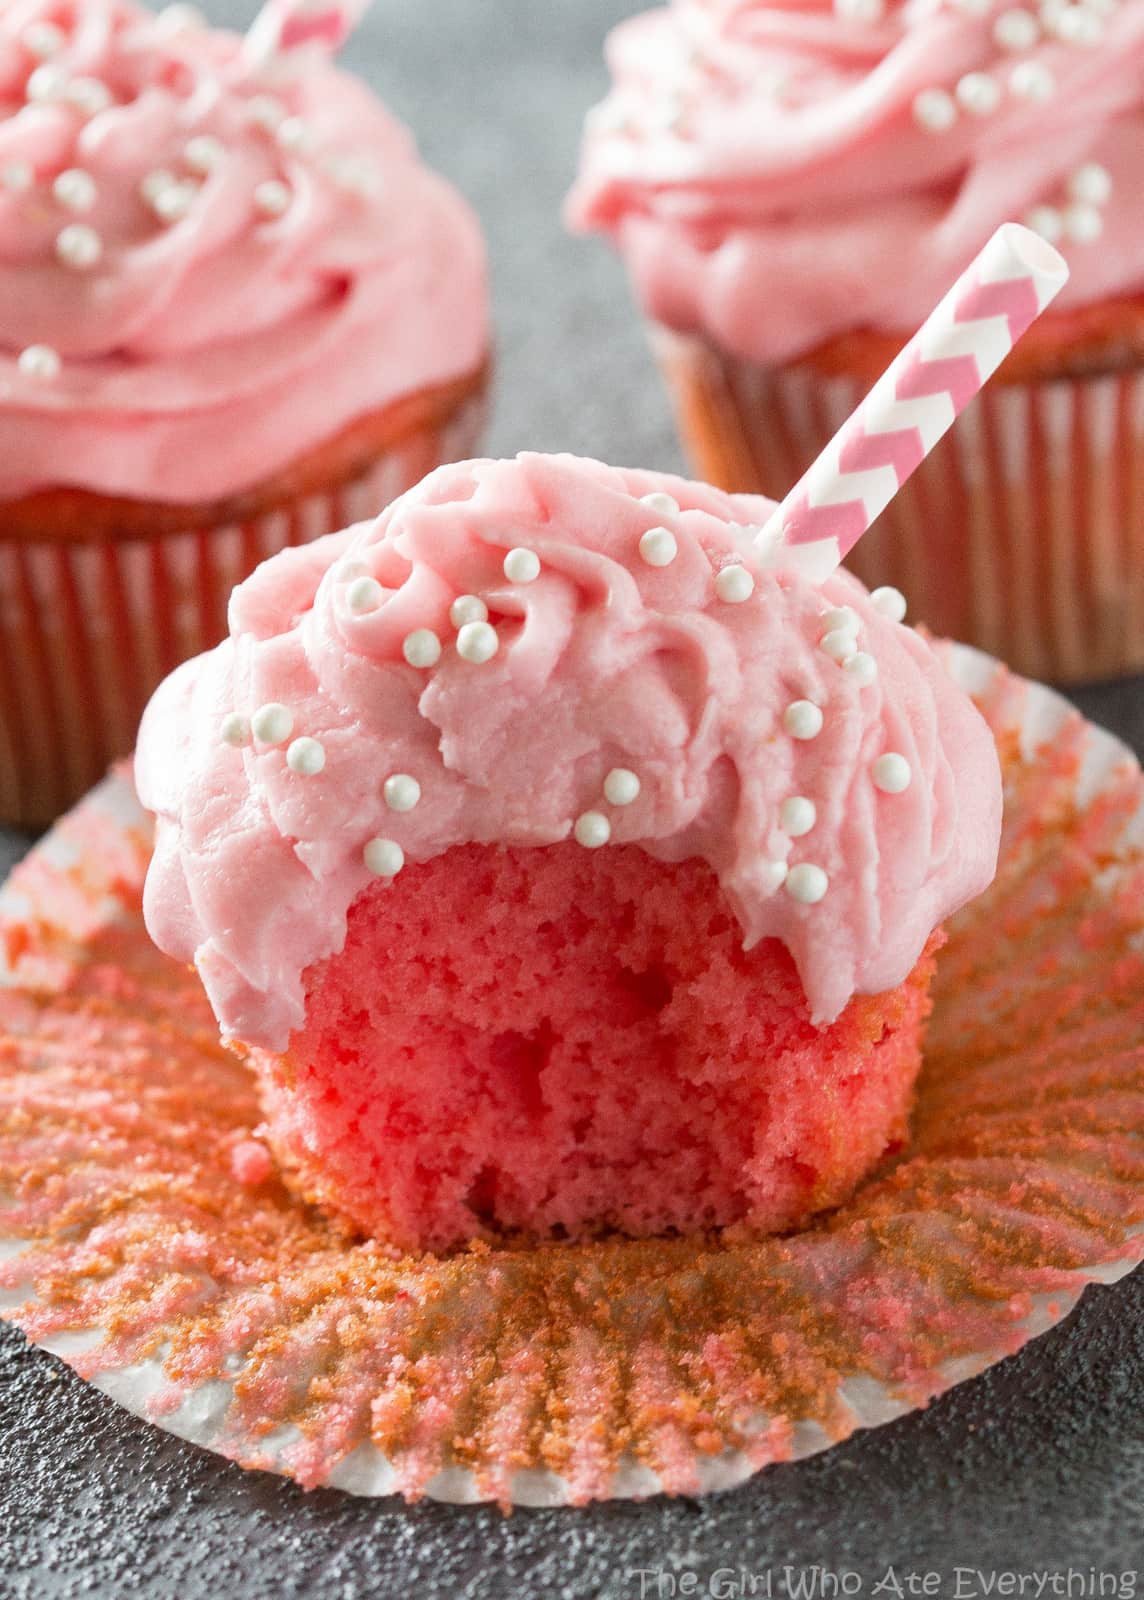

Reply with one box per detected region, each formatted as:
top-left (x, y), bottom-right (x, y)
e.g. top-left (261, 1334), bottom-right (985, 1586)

top-left (219, 713), bottom-right (251, 748)
top-left (575, 811), bottom-right (612, 848)
top-left (784, 700), bottom-right (824, 740)
top-left (52, 169), bottom-right (96, 212)
top-left (449, 595), bottom-right (489, 628)
top-left (251, 703), bottom-right (293, 746)
top-left (286, 737), bottom-right (326, 776)
top-left (785, 864), bottom-right (829, 904)
top-left (55, 223), bottom-right (102, 270)
top-left (346, 576), bottom-right (385, 614)
top-left (252, 179), bottom-right (292, 218)
top-left (844, 652), bottom-right (879, 687)
top-left (715, 564), bottom-right (755, 603)
top-left (639, 491), bottom-right (679, 516)
top-left (456, 620), bottom-right (499, 663)
top-left (780, 796), bottom-right (816, 837)
top-left (364, 837), bottom-right (404, 877)
top-left (503, 548), bottom-right (541, 584)
top-left (403, 629), bottom-right (442, 668)
top-left (872, 752), bottom-right (913, 793)
top-left (603, 768), bottom-right (641, 806)
top-left (18, 344), bottom-right (60, 380)
top-left (383, 774), bottom-right (421, 812)
top-left (870, 587), bottom-right (907, 623)
top-left (639, 526), bottom-right (678, 567)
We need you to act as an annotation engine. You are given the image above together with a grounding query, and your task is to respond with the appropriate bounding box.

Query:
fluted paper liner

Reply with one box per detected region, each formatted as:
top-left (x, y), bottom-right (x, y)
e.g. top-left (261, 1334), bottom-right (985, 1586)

top-left (1, 644), bottom-right (1143, 1508)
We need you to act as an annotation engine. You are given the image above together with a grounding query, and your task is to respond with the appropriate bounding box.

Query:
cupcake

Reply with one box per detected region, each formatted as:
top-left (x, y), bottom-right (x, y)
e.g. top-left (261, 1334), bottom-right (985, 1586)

top-left (0, 0), bottom-right (489, 829)
top-left (568, 0), bottom-right (1144, 685)
top-left (135, 452), bottom-right (1000, 1254)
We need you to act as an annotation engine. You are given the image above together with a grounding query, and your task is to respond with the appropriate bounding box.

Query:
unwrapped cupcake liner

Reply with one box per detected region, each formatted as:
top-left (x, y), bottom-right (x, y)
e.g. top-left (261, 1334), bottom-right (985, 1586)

top-left (0, 389), bottom-right (487, 830)
top-left (653, 326), bottom-right (1144, 686)
top-left (1, 643), bottom-right (1144, 1508)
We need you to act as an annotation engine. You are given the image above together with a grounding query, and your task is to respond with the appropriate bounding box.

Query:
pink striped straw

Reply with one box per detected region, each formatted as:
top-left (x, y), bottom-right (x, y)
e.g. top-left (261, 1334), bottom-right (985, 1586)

top-left (243, 0), bottom-right (371, 67)
top-left (756, 224), bottom-right (1069, 582)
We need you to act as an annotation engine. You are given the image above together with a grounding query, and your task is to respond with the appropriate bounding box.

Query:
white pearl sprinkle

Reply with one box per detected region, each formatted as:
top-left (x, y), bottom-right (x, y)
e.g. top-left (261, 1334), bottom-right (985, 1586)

top-left (503, 547), bottom-right (541, 584)
top-left (639, 526), bottom-right (678, 568)
top-left (66, 77), bottom-right (112, 116)
top-left (383, 773), bottom-right (421, 812)
top-left (246, 94), bottom-right (286, 131)
top-left (251, 702), bottom-right (294, 745)
top-left (574, 811), bottom-right (611, 849)
top-left (219, 713), bottom-right (251, 748)
top-left (151, 179), bottom-right (198, 223)
top-left (821, 605), bottom-right (859, 635)
top-left (18, 344), bottom-right (60, 380)
top-left (1009, 61), bottom-right (1056, 102)
top-left (639, 491), bottom-right (680, 516)
top-left (346, 575), bottom-right (385, 614)
top-left (324, 152), bottom-right (381, 196)
top-left (872, 753), bottom-right (913, 794)
top-left (402, 629), bottom-right (441, 668)
top-left (912, 87), bottom-right (957, 133)
top-left (456, 619), bottom-right (499, 663)
top-left (603, 767), bottom-right (641, 807)
top-left (820, 628), bottom-right (858, 662)
top-left (1067, 162), bottom-right (1112, 206)
top-left (55, 223), bottom-right (102, 270)
top-left (140, 169), bottom-right (177, 205)
top-left (1063, 203), bottom-right (1103, 244)
top-left (834, 0), bottom-right (885, 19)
top-left (155, 4), bottom-right (205, 33)
top-left (993, 8), bottom-right (1040, 48)
top-left (363, 837), bottom-right (404, 878)
top-left (2, 161), bottom-right (33, 193)
top-left (781, 796), bottom-right (817, 838)
top-left (1051, 4), bottom-right (1104, 42)
top-left (184, 135), bottom-right (227, 174)
top-left (1025, 204), bottom-right (1064, 244)
top-left (22, 21), bottom-right (66, 58)
top-left (449, 594), bottom-right (488, 628)
top-left (785, 864), bottom-right (829, 904)
top-left (870, 585), bottom-right (907, 623)
top-left (52, 168), bottom-right (97, 213)
top-left (253, 180), bottom-right (291, 218)
top-left (286, 736), bottom-right (325, 776)
top-left (334, 557), bottom-right (369, 582)
top-left (844, 651), bottom-right (879, 686)
top-left (784, 700), bottom-right (824, 740)
top-left (955, 72), bottom-right (1001, 116)
top-left (715, 564), bottom-right (755, 603)
top-left (26, 63), bottom-right (67, 102)
top-left (276, 116), bottom-right (313, 152)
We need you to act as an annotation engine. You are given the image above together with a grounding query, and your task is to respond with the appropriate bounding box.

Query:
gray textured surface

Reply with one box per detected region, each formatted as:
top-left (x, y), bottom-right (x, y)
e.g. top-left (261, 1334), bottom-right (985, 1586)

top-left (3, 0), bottom-right (1144, 1591)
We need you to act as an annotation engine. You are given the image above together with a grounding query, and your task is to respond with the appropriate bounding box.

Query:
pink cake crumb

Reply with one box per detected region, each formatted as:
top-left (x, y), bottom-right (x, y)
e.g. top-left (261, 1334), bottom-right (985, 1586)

top-left (248, 844), bottom-right (939, 1253)
top-left (230, 1138), bottom-right (273, 1188)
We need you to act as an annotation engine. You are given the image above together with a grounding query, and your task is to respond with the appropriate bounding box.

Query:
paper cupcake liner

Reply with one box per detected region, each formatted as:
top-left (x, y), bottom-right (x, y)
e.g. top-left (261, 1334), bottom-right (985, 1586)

top-left (653, 327), bottom-right (1144, 686)
top-left (0, 389), bottom-right (487, 831)
top-left (2, 643), bottom-right (1143, 1508)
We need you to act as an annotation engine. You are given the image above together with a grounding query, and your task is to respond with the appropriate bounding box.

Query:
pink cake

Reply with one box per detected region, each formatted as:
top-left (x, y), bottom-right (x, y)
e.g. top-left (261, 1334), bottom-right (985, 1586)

top-left (136, 453), bottom-right (1002, 1251)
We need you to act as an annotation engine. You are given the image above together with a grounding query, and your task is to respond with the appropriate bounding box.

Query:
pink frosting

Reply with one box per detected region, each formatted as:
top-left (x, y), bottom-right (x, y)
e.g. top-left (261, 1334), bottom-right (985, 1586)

top-left (136, 452), bottom-right (1002, 1050)
top-left (568, 0), bottom-right (1144, 366)
top-left (0, 0), bottom-right (487, 501)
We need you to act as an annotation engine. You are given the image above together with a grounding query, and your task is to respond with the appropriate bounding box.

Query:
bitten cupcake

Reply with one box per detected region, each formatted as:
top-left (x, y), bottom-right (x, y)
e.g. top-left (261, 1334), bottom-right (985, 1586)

top-left (135, 452), bottom-right (1001, 1254)
top-left (0, 0), bottom-right (489, 828)
top-left (568, 0), bottom-right (1144, 685)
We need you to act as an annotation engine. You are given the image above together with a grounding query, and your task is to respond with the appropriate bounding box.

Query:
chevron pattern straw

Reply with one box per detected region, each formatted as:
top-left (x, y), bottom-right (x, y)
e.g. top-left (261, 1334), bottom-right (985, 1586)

top-left (757, 224), bottom-right (1069, 581)
top-left (243, 0), bottom-right (371, 66)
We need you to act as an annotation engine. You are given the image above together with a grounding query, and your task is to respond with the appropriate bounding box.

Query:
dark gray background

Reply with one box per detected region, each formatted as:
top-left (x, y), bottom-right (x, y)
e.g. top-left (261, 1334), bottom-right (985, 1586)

top-left (2, 1), bottom-right (1144, 1593)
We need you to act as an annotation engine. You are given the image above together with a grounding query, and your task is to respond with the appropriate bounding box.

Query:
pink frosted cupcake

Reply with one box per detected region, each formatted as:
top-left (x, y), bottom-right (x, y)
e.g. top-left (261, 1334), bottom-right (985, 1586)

top-left (135, 453), bottom-right (1000, 1254)
top-left (569, 0), bottom-right (1144, 684)
top-left (0, 0), bottom-right (488, 827)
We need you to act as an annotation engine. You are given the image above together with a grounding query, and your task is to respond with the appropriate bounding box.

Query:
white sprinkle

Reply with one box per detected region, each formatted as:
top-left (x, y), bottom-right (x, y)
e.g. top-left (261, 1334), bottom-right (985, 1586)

top-left (151, 179), bottom-right (198, 223)
top-left (449, 594), bottom-right (488, 628)
top-left (253, 180), bottom-right (291, 218)
top-left (715, 564), bottom-right (754, 603)
top-left (383, 773), bottom-right (421, 812)
top-left (784, 700), bottom-right (824, 740)
top-left (1009, 61), bottom-right (1056, 101)
top-left (363, 837), bottom-right (404, 878)
top-left (820, 628), bottom-right (858, 662)
top-left (246, 94), bottom-right (286, 131)
top-left (1025, 204), bottom-right (1064, 244)
top-left (25, 63), bottom-right (67, 102)
top-left (334, 557), bottom-right (369, 582)
top-left (1067, 162), bottom-right (1112, 206)
top-left (574, 811), bottom-right (611, 849)
top-left (603, 767), bottom-right (641, 807)
top-left (781, 796), bottom-right (817, 838)
top-left (18, 344), bottom-right (60, 380)
top-left (1063, 203), bottom-right (1103, 244)
top-left (639, 491), bottom-right (680, 516)
top-left (184, 135), bottom-right (227, 174)
top-left (456, 619), bottom-right (499, 663)
top-left (870, 585), bottom-right (907, 622)
top-left (912, 87), bottom-right (957, 133)
top-left (872, 753), bottom-right (913, 794)
top-left (785, 863), bottom-right (829, 904)
top-left (287, 736), bottom-right (325, 776)
top-left (346, 575), bottom-right (385, 614)
top-left (155, 3), bottom-right (205, 33)
top-left (402, 629), bottom-right (441, 668)
top-left (66, 77), bottom-right (112, 116)
top-left (219, 713), bottom-right (251, 748)
top-left (324, 152), bottom-right (381, 196)
top-left (140, 169), bottom-right (177, 204)
top-left (52, 168), bottom-right (96, 212)
top-left (2, 161), bottom-right (33, 193)
top-left (276, 116), bottom-right (313, 152)
top-left (55, 223), bottom-right (102, 270)
top-left (22, 21), bottom-right (66, 59)
top-left (1051, 3), bottom-right (1104, 41)
top-left (955, 72), bottom-right (1001, 116)
top-left (821, 605), bottom-right (859, 635)
top-left (639, 526), bottom-right (678, 568)
top-left (503, 547), bottom-right (541, 584)
top-left (251, 702), bottom-right (293, 745)
top-left (844, 651), bottom-right (879, 686)
top-left (993, 7), bottom-right (1040, 48)
top-left (834, 0), bottom-right (885, 19)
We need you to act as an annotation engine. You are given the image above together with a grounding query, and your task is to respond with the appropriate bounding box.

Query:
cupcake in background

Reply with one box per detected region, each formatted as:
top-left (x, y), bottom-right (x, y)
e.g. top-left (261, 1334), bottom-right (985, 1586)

top-left (569, 0), bottom-right (1144, 685)
top-left (0, 0), bottom-right (489, 828)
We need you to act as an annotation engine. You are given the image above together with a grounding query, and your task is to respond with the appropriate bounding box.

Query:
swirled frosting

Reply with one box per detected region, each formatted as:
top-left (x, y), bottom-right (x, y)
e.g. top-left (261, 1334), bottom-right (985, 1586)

top-left (0, 0), bottom-right (487, 501)
top-left (568, 0), bottom-right (1144, 366)
top-left (136, 452), bottom-right (1002, 1049)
